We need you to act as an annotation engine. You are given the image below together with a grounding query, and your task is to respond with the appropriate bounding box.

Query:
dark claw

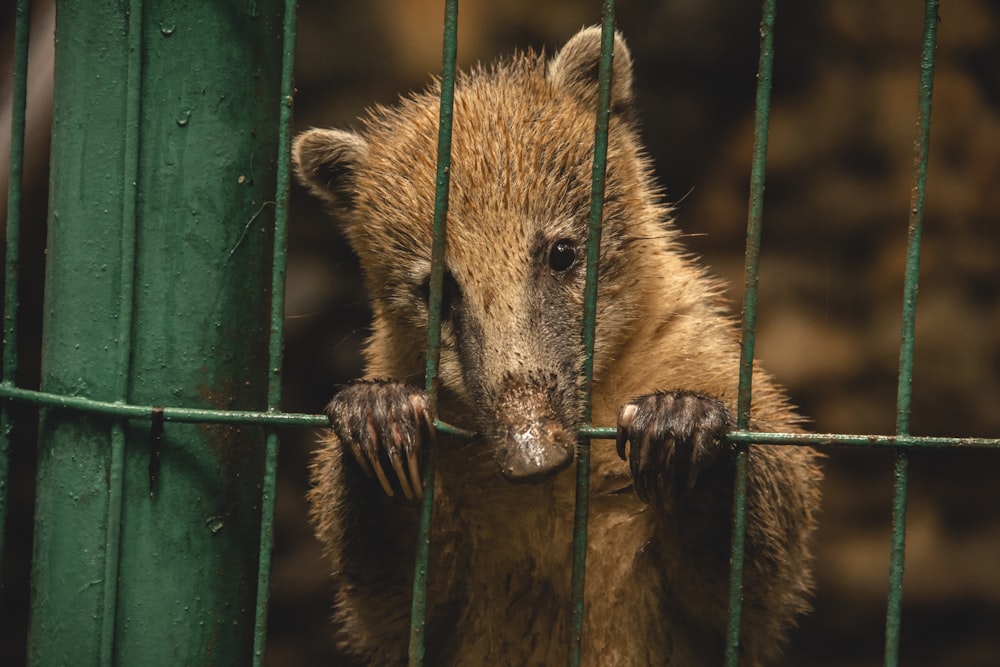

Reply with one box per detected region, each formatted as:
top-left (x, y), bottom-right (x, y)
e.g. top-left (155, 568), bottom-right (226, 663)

top-left (409, 393), bottom-right (436, 498)
top-left (387, 422), bottom-right (414, 499)
top-left (326, 380), bottom-right (432, 500)
top-left (615, 391), bottom-right (731, 503)
top-left (616, 403), bottom-right (636, 460)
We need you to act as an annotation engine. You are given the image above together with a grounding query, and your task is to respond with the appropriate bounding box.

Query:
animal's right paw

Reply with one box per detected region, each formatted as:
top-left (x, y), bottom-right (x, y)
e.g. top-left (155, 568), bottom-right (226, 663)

top-left (325, 380), bottom-right (434, 500)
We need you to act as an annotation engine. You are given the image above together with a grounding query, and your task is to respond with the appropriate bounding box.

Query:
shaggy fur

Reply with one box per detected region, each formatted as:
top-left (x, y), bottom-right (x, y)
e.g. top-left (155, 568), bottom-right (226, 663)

top-left (295, 27), bottom-right (823, 666)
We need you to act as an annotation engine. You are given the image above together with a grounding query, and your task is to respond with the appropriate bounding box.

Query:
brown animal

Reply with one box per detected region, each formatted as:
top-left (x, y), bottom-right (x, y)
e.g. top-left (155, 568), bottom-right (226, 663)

top-left (294, 26), bottom-right (822, 666)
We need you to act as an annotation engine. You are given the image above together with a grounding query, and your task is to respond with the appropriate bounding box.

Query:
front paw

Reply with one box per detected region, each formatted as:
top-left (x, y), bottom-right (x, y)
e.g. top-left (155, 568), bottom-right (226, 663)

top-left (615, 391), bottom-right (732, 502)
top-left (326, 380), bottom-right (434, 500)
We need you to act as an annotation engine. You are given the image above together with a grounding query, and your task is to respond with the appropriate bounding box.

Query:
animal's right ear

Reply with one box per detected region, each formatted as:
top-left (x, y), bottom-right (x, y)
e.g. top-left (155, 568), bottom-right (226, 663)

top-left (292, 128), bottom-right (369, 211)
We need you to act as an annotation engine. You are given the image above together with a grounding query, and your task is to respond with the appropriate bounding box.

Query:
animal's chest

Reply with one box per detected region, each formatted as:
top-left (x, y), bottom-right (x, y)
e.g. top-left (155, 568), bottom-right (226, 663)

top-left (430, 477), bottom-right (575, 662)
top-left (432, 480), bottom-right (672, 665)
top-left (450, 556), bottom-right (573, 665)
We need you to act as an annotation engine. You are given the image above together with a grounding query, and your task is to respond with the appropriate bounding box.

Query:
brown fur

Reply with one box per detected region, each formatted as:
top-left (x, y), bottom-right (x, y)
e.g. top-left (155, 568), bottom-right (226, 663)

top-left (296, 27), bottom-right (822, 666)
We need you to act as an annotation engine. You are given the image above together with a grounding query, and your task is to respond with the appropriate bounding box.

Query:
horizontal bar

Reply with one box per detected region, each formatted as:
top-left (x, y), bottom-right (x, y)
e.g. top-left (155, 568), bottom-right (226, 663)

top-left (3, 384), bottom-right (997, 449)
top-left (728, 430), bottom-right (1000, 449)
top-left (0, 384), bottom-right (327, 427)
top-left (431, 418), bottom-right (476, 439)
top-left (581, 425), bottom-right (1000, 450)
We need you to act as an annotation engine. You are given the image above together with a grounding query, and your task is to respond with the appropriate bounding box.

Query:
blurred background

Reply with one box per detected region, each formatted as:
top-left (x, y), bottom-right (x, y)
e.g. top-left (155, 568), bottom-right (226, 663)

top-left (3, 1), bottom-right (999, 665)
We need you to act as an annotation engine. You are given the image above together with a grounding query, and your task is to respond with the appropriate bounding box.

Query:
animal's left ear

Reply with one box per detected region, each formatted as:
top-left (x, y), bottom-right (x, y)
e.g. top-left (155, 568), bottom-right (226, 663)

top-left (547, 26), bottom-right (635, 118)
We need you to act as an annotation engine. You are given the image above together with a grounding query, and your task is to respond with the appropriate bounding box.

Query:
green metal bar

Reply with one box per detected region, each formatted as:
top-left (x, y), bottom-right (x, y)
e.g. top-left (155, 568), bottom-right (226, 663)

top-left (0, 385), bottom-right (327, 426)
top-left (884, 454), bottom-right (910, 667)
top-left (30, 2), bottom-right (285, 664)
top-left (885, 1), bottom-right (938, 664)
top-left (727, 0), bottom-right (778, 663)
top-left (4, 383), bottom-right (998, 449)
top-left (98, 0), bottom-right (146, 659)
top-left (1, 0), bottom-right (32, 568)
top-left (570, 2), bottom-right (616, 664)
top-left (431, 417), bottom-right (475, 439)
top-left (409, 0), bottom-right (458, 663)
top-left (726, 430), bottom-right (1000, 450)
top-left (252, 0), bottom-right (298, 663)
top-left (895, 0), bottom-right (938, 454)
top-left (583, 425), bottom-right (1000, 449)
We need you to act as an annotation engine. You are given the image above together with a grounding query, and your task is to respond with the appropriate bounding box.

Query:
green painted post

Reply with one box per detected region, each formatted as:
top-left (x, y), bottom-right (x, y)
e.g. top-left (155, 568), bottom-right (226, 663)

top-left (1, 0), bottom-right (32, 566)
top-left (29, 1), bottom-right (287, 665)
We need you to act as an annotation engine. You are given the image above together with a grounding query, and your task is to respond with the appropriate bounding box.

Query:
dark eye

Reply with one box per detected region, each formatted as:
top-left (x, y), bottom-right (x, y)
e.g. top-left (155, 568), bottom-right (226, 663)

top-left (419, 269), bottom-right (461, 317)
top-left (548, 238), bottom-right (578, 273)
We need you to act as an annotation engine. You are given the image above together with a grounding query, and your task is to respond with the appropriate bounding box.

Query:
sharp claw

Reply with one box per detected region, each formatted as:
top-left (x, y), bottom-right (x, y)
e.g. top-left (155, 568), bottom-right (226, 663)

top-left (616, 428), bottom-right (628, 461)
top-left (388, 423), bottom-right (415, 500)
top-left (420, 408), bottom-right (437, 444)
top-left (366, 414), bottom-right (396, 497)
top-left (408, 449), bottom-right (423, 500)
top-left (410, 396), bottom-right (435, 499)
top-left (371, 456), bottom-right (395, 498)
top-left (396, 465), bottom-right (415, 500)
top-left (617, 404), bottom-right (636, 461)
top-left (347, 419), bottom-right (377, 479)
top-left (409, 415), bottom-right (427, 499)
top-left (349, 440), bottom-right (375, 479)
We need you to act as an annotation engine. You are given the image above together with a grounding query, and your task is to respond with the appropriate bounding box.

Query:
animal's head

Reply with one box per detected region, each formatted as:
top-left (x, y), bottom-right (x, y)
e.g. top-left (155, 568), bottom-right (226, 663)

top-left (294, 27), bottom-right (671, 483)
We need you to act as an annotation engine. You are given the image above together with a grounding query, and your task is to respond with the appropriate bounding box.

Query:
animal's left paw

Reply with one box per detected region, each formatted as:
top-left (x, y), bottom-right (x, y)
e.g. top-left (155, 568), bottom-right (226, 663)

top-left (616, 391), bottom-right (732, 503)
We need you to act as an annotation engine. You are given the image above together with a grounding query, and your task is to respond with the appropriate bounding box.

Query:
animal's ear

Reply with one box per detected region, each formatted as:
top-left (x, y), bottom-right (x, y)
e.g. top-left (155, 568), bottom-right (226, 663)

top-left (548, 26), bottom-right (635, 117)
top-left (292, 128), bottom-right (369, 211)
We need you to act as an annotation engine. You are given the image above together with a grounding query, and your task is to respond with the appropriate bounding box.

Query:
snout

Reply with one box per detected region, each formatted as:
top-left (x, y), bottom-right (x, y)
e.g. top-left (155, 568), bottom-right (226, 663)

top-left (499, 417), bottom-right (575, 482)
top-left (486, 373), bottom-right (579, 484)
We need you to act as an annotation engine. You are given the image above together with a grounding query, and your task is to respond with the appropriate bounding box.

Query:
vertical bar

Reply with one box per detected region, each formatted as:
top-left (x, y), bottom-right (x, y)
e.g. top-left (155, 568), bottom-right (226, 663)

top-left (98, 0), bottom-right (146, 659)
top-left (252, 0), bottom-right (298, 663)
top-left (884, 0), bottom-right (938, 664)
top-left (727, 0), bottom-right (778, 663)
top-left (884, 454), bottom-right (910, 667)
top-left (570, 2), bottom-right (616, 665)
top-left (409, 0), bottom-right (458, 664)
top-left (30, 2), bottom-right (284, 664)
top-left (0, 0), bottom-right (32, 565)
